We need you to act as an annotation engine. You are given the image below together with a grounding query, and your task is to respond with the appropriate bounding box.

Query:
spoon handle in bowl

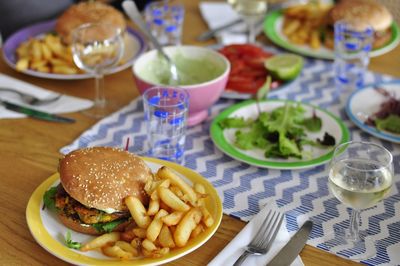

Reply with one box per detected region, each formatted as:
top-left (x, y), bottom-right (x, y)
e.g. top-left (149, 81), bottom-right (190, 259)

top-left (122, 1), bottom-right (168, 59)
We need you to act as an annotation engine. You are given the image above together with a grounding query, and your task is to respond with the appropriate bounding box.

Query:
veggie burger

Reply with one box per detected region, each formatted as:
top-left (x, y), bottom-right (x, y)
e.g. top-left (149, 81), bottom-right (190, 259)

top-left (44, 147), bottom-right (152, 235)
top-left (328, 0), bottom-right (393, 49)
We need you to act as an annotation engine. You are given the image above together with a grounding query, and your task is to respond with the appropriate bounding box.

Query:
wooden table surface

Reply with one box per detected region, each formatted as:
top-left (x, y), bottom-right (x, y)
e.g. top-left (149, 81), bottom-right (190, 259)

top-left (0, 1), bottom-right (399, 265)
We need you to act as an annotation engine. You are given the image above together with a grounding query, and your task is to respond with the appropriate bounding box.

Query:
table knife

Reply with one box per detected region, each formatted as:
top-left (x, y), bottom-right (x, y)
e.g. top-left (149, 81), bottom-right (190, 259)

top-left (266, 220), bottom-right (313, 266)
top-left (197, 18), bottom-right (243, 41)
top-left (1, 100), bottom-right (75, 123)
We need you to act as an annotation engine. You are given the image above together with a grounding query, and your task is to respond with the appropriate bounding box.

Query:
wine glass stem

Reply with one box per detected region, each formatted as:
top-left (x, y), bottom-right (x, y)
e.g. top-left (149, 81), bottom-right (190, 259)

top-left (245, 18), bottom-right (257, 43)
top-left (348, 209), bottom-right (361, 241)
top-left (94, 73), bottom-right (106, 109)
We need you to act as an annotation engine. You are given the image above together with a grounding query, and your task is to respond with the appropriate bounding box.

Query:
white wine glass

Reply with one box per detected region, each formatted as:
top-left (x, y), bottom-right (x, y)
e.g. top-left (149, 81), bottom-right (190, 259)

top-left (227, 0), bottom-right (268, 43)
top-left (72, 23), bottom-right (124, 118)
top-left (327, 141), bottom-right (394, 260)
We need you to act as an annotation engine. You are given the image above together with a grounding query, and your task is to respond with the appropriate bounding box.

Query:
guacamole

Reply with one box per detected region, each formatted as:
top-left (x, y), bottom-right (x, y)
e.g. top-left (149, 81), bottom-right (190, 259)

top-left (139, 52), bottom-right (225, 86)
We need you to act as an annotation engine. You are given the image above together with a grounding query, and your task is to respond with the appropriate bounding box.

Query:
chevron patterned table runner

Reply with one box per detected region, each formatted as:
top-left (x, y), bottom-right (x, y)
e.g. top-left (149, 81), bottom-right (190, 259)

top-left (61, 57), bottom-right (399, 265)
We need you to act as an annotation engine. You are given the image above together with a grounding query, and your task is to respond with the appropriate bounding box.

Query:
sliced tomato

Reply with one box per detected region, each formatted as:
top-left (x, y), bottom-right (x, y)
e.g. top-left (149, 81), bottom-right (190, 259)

top-left (229, 59), bottom-right (245, 75)
top-left (239, 68), bottom-right (267, 78)
top-left (218, 44), bottom-right (284, 95)
top-left (242, 56), bottom-right (268, 69)
top-left (226, 76), bottom-right (259, 93)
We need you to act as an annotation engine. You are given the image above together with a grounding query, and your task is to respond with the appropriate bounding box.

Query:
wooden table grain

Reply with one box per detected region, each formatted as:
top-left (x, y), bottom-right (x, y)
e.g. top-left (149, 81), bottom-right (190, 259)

top-left (0, 1), bottom-right (398, 265)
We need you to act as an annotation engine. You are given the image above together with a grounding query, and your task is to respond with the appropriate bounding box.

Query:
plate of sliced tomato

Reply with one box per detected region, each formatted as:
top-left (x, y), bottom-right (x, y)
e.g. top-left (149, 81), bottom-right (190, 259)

top-left (217, 44), bottom-right (300, 99)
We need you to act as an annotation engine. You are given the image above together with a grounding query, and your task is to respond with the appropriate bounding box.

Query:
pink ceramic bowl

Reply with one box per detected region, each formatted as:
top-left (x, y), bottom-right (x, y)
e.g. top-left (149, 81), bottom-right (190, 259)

top-left (132, 46), bottom-right (230, 126)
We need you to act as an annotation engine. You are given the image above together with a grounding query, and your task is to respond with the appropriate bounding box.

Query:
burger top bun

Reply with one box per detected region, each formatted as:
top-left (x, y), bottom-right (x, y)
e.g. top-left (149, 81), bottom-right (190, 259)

top-left (59, 147), bottom-right (152, 212)
top-left (329, 0), bottom-right (393, 32)
top-left (55, 1), bottom-right (126, 44)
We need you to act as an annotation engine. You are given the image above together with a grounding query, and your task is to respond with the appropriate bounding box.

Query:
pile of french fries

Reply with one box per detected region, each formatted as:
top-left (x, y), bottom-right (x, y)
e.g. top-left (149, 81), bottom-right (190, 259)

top-left (282, 3), bottom-right (332, 49)
top-left (79, 166), bottom-right (215, 260)
top-left (15, 34), bottom-right (82, 74)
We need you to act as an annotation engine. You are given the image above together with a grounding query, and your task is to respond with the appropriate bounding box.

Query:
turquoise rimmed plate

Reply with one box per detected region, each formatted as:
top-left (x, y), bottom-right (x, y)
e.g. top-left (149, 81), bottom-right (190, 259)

top-left (210, 99), bottom-right (350, 169)
top-left (346, 81), bottom-right (400, 143)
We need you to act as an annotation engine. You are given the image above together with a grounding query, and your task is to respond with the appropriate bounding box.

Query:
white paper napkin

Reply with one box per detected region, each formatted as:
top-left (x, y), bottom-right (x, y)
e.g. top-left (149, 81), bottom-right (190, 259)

top-left (199, 2), bottom-right (264, 45)
top-left (208, 201), bottom-right (304, 266)
top-left (0, 74), bottom-right (93, 119)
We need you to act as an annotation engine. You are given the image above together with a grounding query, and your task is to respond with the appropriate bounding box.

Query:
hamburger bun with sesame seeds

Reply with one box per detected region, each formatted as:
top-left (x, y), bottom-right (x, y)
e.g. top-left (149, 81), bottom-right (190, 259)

top-left (55, 1), bottom-right (126, 45)
top-left (327, 0), bottom-right (393, 49)
top-left (51, 147), bottom-right (152, 235)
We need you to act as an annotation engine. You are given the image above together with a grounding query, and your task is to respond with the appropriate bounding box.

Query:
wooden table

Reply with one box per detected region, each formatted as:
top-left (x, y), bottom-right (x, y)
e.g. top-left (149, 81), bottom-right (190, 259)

top-left (0, 1), bottom-right (398, 265)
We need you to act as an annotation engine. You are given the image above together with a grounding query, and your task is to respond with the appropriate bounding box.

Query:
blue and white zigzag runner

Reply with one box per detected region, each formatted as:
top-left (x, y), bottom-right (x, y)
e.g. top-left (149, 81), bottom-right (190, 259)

top-left (61, 57), bottom-right (400, 266)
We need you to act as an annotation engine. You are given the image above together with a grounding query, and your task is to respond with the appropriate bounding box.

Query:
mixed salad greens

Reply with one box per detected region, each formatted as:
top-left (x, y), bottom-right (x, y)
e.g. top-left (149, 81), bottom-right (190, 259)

top-left (218, 77), bottom-right (335, 159)
top-left (219, 102), bottom-right (335, 159)
top-left (365, 88), bottom-right (400, 134)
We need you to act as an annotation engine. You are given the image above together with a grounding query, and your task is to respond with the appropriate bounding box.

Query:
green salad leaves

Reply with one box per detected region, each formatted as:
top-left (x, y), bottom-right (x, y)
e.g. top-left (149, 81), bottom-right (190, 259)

top-left (92, 219), bottom-right (127, 234)
top-left (43, 186), bottom-right (57, 211)
top-left (375, 114), bottom-right (400, 134)
top-left (219, 102), bottom-right (335, 159)
top-left (65, 230), bottom-right (82, 250)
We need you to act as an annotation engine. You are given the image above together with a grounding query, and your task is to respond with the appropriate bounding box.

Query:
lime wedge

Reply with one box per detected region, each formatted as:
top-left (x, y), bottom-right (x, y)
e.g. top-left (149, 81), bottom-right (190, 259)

top-left (264, 54), bottom-right (303, 81)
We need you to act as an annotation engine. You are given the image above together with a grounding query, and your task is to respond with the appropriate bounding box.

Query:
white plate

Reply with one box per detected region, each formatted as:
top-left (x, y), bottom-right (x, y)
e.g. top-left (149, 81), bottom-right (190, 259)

top-left (3, 20), bottom-right (147, 80)
top-left (346, 82), bottom-right (400, 143)
top-left (26, 157), bottom-right (223, 265)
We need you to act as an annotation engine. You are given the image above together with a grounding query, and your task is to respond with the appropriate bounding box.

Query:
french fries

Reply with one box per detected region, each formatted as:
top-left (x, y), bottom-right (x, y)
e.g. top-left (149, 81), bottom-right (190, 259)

top-left (102, 245), bottom-right (133, 260)
top-left (15, 33), bottom-right (82, 74)
top-left (158, 186), bottom-right (190, 212)
top-left (282, 2), bottom-right (332, 50)
top-left (174, 208), bottom-right (202, 247)
top-left (157, 166), bottom-right (198, 205)
top-left (125, 196), bottom-right (152, 229)
top-left (79, 166), bottom-right (215, 260)
top-left (80, 232), bottom-right (120, 251)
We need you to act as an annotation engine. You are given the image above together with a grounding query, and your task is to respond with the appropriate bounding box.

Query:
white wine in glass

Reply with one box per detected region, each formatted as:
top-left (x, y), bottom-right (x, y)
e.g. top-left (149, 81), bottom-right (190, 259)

top-left (327, 141), bottom-right (394, 260)
top-left (72, 23), bottom-right (124, 118)
top-left (227, 0), bottom-right (268, 43)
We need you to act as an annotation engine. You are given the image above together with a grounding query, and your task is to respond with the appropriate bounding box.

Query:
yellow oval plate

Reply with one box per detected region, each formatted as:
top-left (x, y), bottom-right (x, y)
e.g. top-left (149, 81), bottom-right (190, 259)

top-left (26, 157), bottom-right (223, 265)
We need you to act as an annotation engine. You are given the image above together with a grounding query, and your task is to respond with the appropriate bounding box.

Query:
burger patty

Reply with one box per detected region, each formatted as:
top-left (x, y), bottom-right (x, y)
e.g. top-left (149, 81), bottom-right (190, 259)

top-left (54, 184), bottom-right (130, 224)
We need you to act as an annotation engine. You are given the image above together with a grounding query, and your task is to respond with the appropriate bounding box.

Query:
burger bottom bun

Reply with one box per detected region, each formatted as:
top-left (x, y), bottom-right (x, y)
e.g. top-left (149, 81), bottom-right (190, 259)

top-left (58, 213), bottom-right (130, 236)
top-left (373, 28), bottom-right (393, 49)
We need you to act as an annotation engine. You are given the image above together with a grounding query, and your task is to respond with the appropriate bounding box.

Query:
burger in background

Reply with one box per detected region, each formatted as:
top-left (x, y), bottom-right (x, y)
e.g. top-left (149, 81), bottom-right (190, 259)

top-left (328, 0), bottom-right (394, 49)
top-left (55, 1), bottom-right (127, 45)
top-left (43, 147), bottom-right (153, 235)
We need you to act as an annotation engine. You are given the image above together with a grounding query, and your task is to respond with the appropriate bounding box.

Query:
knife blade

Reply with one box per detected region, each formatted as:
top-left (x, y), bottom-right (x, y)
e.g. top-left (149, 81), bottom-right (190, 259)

top-left (1, 100), bottom-right (75, 123)
top-left (266, 220), bottom-right (313, 266)
top-left (197, 18), bottom-right (243, 41)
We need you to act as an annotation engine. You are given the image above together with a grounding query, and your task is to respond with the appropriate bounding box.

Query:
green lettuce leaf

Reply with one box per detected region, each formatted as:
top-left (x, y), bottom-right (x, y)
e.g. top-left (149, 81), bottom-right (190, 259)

top-left (65, 230), bottom-right (82, 250)
top-left (375, 115), bottom-right (400, 134)
top-left (218, 117), bottom-right (252, 129)
top-left (234, 122), bottom-right (269, 150)
top-left (43, 186), bottom-right (58, 212)
top-left (92, 218), bottom-right (127, 234)
top-left (302, 111), bottom-right (322, 132)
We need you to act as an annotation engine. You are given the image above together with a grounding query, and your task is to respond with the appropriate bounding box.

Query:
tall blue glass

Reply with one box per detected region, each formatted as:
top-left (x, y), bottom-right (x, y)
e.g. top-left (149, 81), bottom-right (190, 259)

top-left (334, 20), bottom-right (374, 92)
top-left (143, 86), bottom-right (189, 164)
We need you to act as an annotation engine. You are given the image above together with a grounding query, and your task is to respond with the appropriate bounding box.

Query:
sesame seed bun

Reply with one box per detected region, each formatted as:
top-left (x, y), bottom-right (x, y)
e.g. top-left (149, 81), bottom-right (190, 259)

top-left (329, 0), bottom-right (393, 32)
top-left (55, 1), bottom-right (126, 44)
top-left (59, 147), bottom-right (152, 212)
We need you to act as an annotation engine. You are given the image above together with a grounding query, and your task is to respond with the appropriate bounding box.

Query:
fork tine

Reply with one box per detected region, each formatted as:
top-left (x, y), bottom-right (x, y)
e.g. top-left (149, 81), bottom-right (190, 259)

top-left (250, 209), bottom-right (273, 246)
top-left (233, 209), bottom-right (285, 266)
top-left (261, 212), bottom-right (284, 250)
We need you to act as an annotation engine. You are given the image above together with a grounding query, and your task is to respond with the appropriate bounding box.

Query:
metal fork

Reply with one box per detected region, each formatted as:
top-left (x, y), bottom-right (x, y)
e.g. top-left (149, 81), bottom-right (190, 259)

top-left (233, 210), bottom-right (284, 266)
top-left (0, 87), bottom-right (61, 106)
